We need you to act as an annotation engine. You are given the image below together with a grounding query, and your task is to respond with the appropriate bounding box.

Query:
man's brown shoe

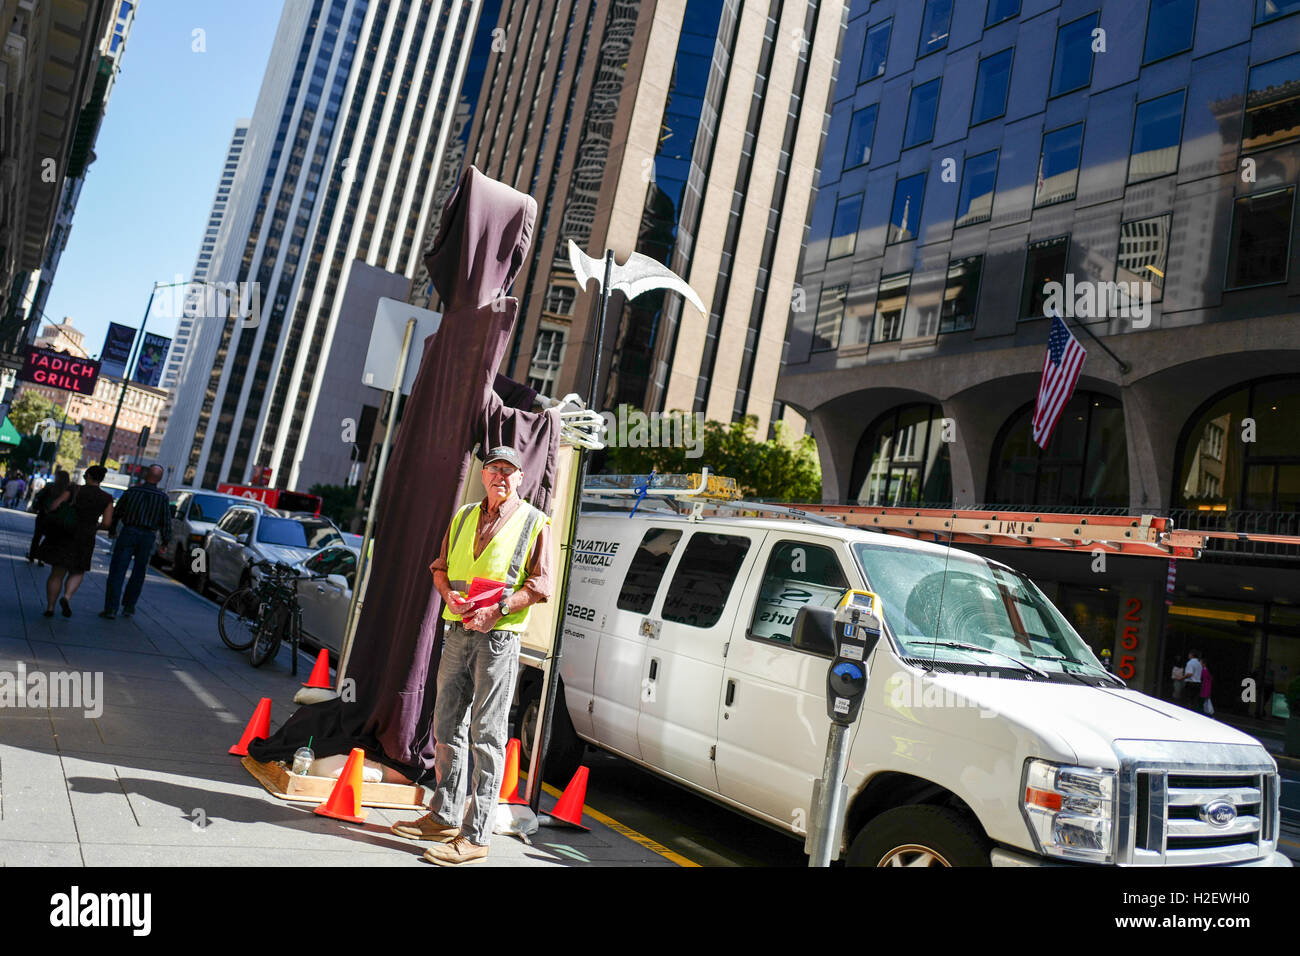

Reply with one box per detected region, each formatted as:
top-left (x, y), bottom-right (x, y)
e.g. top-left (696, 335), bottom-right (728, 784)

top-left (422, 835), bottom-right (489, 866)
top-left (390, 812), bottom-right (460, 842)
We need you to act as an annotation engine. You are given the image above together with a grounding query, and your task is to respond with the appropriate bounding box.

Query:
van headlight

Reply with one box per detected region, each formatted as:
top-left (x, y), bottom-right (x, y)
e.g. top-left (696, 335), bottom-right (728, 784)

top-left (1021, 760), bottom-right (1117, 863)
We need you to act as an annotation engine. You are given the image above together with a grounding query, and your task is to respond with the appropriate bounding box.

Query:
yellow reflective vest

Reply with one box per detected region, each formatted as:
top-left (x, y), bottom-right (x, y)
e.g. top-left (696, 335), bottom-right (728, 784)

top-left (441, 499), bottom-right (547, 632)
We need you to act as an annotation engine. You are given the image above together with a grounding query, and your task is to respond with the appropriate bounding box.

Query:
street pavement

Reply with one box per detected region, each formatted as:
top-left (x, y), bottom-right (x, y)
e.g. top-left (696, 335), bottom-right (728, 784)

top-left (0, 507), bottom-right (675, 867)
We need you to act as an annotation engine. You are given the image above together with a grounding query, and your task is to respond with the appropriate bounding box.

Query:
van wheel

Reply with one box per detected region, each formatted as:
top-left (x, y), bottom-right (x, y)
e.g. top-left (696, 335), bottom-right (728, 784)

top-left (515, 679), bottom-right (585, 788)
top-left (846, 806), bottom-right (990, 867)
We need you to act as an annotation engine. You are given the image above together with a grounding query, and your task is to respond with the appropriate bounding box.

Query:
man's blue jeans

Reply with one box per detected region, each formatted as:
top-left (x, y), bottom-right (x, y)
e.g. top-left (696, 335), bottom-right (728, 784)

top-left (105, 526), bottom-right (157, 613)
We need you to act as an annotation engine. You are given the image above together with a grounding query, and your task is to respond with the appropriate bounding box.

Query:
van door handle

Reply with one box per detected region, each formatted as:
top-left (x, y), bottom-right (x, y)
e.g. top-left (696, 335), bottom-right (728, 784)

top-left (725, 679), bottom-right (735, 707)
top-left (648, 659), bottom-right (658, 681)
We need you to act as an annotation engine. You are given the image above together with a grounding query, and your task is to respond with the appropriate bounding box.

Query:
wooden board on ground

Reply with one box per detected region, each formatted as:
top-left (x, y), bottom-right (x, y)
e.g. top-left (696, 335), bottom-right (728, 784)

top-left (242, 756), bottom-right (426, 809)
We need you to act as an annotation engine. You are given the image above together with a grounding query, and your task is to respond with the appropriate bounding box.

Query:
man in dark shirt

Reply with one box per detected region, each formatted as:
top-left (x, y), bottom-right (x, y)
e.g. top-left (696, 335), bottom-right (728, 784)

top-left (101, 465), bottom-right (172, 620)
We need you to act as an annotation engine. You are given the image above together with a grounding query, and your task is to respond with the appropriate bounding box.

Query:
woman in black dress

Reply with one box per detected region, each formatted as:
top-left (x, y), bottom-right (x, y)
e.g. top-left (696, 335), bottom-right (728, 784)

top-left (39, 465), bottom-right (114, 618)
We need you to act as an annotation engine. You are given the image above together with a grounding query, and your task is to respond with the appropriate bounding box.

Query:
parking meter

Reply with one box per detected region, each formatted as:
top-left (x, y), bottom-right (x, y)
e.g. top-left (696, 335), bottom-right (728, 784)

top-left (808, 589), bottom-right (882, 866)
top-left (827, 590), bottom-right (882, 724)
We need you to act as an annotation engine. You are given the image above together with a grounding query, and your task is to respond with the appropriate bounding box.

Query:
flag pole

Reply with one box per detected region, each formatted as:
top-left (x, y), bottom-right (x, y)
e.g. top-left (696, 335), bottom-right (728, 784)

top-left (1059, 312), bottom-right (1130, 374)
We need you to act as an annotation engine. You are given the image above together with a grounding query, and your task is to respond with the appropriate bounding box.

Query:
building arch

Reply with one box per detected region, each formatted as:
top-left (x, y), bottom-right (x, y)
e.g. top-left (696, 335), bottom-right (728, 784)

top-left (847, 402), bottom-right (952, 506)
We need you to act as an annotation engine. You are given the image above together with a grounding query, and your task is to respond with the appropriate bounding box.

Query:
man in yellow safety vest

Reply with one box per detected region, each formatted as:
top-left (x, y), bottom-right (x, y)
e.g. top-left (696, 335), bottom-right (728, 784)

top-left (391, 445), bottom-right (551, 865)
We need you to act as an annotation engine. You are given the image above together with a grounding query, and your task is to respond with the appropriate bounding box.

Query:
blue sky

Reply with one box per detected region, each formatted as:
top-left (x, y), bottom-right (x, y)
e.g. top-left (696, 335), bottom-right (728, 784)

top-left (41, 1), bottom-right (286, 358)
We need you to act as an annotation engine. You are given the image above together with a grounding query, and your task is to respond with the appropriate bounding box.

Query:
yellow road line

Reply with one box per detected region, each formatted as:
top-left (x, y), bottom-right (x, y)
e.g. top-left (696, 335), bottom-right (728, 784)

top-left (520, 773), bottom-right (700, 867)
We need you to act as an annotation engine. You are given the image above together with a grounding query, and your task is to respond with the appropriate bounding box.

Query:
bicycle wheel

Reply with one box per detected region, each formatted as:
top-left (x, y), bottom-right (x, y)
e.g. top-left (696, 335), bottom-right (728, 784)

top-left (250, 604), bottom-right (287, 668)
top-left (218, 588), bottom-right (259, 651)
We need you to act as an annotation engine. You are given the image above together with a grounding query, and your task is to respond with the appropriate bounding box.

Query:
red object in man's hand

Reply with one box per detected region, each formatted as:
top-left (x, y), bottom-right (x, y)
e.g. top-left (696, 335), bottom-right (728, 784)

top-left (461, 577), bottom-right (507, 612)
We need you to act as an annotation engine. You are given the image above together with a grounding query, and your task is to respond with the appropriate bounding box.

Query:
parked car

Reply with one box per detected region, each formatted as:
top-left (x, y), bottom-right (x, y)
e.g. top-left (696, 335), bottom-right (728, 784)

top-left (515, 509), bottom-right (1288, 868)
top-left (199, 506), bottom-right (343, 596)
top-left (160, 489), bottom-right (272, 582)
top-left (292, 543), bottom-right (360, 655)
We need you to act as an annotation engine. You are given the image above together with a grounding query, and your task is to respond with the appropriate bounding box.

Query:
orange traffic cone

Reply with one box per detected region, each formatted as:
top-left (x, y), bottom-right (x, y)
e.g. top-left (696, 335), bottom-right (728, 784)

top-left (302, 649), bottom-right (331, 688)
top-left (543, 766), bottom-right (590, 831)
top-left (228, 697), bottom-right (272, 756)
top-left (498, 738), bottom-right (529, 805)
top-left (313, 747), bottom-right (368, 823)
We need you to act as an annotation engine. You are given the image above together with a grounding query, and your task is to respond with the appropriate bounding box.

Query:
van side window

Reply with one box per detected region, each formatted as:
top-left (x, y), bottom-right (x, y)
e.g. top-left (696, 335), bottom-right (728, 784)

top-left (617, 528), bottom-right (683, 614)
top-left (661, 533), bottom-right (751, 628)
top-left (749, 541), bottom-right (848, 647)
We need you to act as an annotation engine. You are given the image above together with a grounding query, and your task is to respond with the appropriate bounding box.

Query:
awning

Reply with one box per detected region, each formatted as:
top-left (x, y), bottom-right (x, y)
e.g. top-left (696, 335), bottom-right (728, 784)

top-left (0, 416), bottom-right (21, 446)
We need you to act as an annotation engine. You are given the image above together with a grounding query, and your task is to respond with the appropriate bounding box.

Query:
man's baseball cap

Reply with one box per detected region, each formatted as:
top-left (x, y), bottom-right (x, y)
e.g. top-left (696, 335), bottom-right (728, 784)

top-left (482, 445), bottom-right (523, 471)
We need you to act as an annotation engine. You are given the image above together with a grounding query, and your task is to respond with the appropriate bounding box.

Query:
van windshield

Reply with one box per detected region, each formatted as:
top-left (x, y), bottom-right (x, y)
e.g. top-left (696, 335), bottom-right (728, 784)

top-left (853, 543), bottom-right (1113, 681)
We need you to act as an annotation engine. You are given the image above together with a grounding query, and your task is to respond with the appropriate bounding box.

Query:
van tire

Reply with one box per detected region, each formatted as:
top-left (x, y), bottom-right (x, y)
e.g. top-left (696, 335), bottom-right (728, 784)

top-left (515, 679), bottom-right (585, 788)
top-left (846, 805), bottom-right (990, 867)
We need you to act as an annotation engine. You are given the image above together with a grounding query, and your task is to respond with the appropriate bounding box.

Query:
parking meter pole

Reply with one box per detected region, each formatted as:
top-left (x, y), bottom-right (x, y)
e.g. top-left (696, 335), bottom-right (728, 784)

top-left (337, 317), bottom-right (416, 687)
top-left (529, 250), bottom-right (613, 812)
top-left (809, 723), bottom-right (851, 867)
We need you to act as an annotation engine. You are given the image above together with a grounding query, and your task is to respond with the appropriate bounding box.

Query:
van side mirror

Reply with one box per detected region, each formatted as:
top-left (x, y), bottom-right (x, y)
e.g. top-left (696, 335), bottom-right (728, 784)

top-left (791, 606), bottom-right (837, 657)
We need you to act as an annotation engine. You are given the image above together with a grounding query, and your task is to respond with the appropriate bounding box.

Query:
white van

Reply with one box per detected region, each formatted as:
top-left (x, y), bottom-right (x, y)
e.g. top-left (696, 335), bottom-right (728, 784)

top-left (518, 509), bottom-right (1288, 867)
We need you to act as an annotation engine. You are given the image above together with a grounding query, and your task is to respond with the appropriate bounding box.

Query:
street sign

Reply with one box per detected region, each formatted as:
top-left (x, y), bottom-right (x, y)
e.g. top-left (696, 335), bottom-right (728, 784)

top-left (17, 347), bottom-right (101, 395)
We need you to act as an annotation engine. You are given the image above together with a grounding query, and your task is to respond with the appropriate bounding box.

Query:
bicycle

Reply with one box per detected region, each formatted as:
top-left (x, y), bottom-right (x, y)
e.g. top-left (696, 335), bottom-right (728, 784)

top-left (216, 559), bottom-right (313, 673)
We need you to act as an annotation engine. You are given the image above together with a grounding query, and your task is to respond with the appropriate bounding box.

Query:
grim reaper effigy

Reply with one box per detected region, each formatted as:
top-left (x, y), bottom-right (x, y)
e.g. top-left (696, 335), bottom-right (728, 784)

top-left (248, 166), bottom-right (561, 782)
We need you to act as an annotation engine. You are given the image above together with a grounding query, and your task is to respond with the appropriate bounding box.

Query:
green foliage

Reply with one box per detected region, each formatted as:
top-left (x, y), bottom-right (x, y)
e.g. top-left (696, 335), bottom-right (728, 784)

top-left (310, 483), bottom-right (363, 529)
top-left (602, 409), bottom-right (821, 502)
top-left (8, 391), bottom-right (59, 435)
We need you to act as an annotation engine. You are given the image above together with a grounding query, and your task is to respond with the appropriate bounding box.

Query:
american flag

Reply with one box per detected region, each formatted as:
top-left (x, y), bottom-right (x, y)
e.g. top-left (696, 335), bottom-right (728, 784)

top-left (1032, 312), bottom-right (1086, 448)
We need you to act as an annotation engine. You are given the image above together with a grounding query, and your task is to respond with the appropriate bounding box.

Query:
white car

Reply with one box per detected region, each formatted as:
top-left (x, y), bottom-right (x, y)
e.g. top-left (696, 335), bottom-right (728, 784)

top-left (293, 542), bottom-right (360, 655)
top-left (162, 489), bottom-right (272, 582)
top-left (199, 506), bottom-right (343, 596)
top-left (524, 510), bottom-right (1288, 868)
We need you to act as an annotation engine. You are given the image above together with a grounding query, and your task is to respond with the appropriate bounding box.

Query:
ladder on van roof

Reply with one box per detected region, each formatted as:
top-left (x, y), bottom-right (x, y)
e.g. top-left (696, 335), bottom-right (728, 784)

top-left (581, 470), bottom-right (1300, 561)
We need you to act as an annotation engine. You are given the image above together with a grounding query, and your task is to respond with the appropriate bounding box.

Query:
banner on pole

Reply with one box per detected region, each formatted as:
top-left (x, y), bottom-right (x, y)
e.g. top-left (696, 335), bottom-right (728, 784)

top-left (131, 333), bottom-right (170, 387)
top-left (100, 322), bottom-right (136, 378)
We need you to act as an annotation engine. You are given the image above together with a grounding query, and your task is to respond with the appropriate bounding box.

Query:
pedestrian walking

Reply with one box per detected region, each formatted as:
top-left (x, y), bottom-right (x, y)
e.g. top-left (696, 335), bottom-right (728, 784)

top-left (1182, 648), bottom-right (1203, 707)
top-left (37, 467), bottom-right (114, 618)
top-left (3, 472), bottom-right (26, 508)
top-left (100, 464), bottom-right (171, 620)
top-left (1200, 659), bottom-right (1214, 716)
top-left (24, 471), bottom-right (46, 509)
top-left (390, 446), bottom-right (551, 866)
top-left (1170, 661), bottom-right (1185, 701)
top-left (27, 474), bottom-right (58, 564)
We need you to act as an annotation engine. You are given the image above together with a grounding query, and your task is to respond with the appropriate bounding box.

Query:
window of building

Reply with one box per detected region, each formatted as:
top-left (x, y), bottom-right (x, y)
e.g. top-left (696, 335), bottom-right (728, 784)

top-left (1050, 13), bottom-right (1099, 97)
top-left (873, 272), bottom-right (911, 342)
top-left (1116, 213), bottom-right (1171, 300)
top-left (989, 392), bottom-right (1129, 507)
top-left (888, 172), bottom-right (926, 244)
top-left (1020, 235), bottom-right (1069, 319)
top-left (986, 0), bottom-right (1020, 27)
top-left (956, 149), bottom-right (998, 226)
top-left (918, 0), bottom-right (953, 57)
top-left (829, 194), bottom-right (862, 259)
top-left (661, 533), bottom-right (752, 628)
top-left (940, 256), bottom-right (983, 333)
top-left (543, 284), bottom-right (575, 315)
top-left (813, 284), bottom-right (848, 352)
top-left (526, 327), bottom-right (567, 394)
top-left (859, 19), bottom-right (891, 82)
top-left (1035, 122), bottom-right (1084, 206)
top-left (1129, 90), bottom-right (1184, 182)
top-left (1175, 377), bottom-right (1300, 511)
top-left (749, 542), bottom-right (848, 648)
top-left (616, 528), bottom-right (683, 614)
top-left (850, 404), bottom-right (953, 506)
top-left (1255, 0), bottom-right (1300, 23)
top-left (972, 49), bottom-right (1013, 125)
top-left (903, 78), bottom-right (941, 148)
top-left (1243, 53), bottom-right (1300, 151)
top-left (844, 104), bottom-right (878, 170)
top-left (1225, 186), bottom-right (1294, 289)
top-left (1144, 0), bottom-right (1196, 63)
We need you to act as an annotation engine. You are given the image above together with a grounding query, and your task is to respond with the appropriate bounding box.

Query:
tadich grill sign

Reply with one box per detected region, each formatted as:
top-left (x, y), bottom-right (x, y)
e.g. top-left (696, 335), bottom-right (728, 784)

top-left (18, 347), bottom-right (101, 394)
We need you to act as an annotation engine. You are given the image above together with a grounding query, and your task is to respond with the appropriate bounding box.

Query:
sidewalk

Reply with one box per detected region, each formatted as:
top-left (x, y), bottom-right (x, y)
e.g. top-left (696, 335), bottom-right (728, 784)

top-left (0, 508), bottom-right (675, 867)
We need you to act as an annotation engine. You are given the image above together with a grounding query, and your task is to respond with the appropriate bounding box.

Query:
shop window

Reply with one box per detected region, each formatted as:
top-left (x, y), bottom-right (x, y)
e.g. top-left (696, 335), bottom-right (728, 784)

top-left (859, 19), bottom-right (891, 83)
top-left (988, 392), bottom-right (1128, 507)
top-left (844, 104), bottom-right (878, 170)
top-left (849, 403), bottom-right (953, 506)
top-left (1019, 235), bottom-right (1069, 320)
top-left (940, 256), bottom-right (982, 333)
top-left (1035, 123), bottom-right (1084, 206)
top-left (829, 193), bottom-right (862, 259)
top-left (617, 528), bottom-right (683, 614)
top-left (903, 79), bottom-right (941, 149)
top-left (1128, 90), bottom-right (1184, 183)
top-left (1050, 13), bottom-right (1098, 97)
top-left (1225, 187), bottom-right (1294, 288)
top-left (956, 149), bottom-right (997, 226)
top-left (972, 49), bottom-right (1013, 125)
top-left (749, 542), bottom-right (848, 649)
top-left (1243, 53), bottom-right (1300, 151)
top-left (1144, 0), bottom-right (1196, 63)
top-left (661, 533), bottom-right (751, 628)
top-left (918, 0), bottom-right (952, 57)
top-left (888, 172), bottom-right (926, 244)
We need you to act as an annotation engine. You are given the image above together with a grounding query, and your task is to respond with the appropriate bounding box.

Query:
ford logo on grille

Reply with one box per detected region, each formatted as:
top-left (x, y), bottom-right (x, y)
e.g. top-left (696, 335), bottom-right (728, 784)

top-left (1199, 800), bottom-right (1237, 827)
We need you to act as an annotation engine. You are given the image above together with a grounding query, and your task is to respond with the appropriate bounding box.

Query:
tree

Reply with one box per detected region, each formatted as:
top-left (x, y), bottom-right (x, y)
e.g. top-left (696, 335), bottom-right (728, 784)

top-left (8, 390), bottom-right (59, 435)
top-left (3, 391), bottom-right (81, 473)
top-left (310, 483), bottom-right (364, 529)
top-left (602, 409), bottom-right (822, 501)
